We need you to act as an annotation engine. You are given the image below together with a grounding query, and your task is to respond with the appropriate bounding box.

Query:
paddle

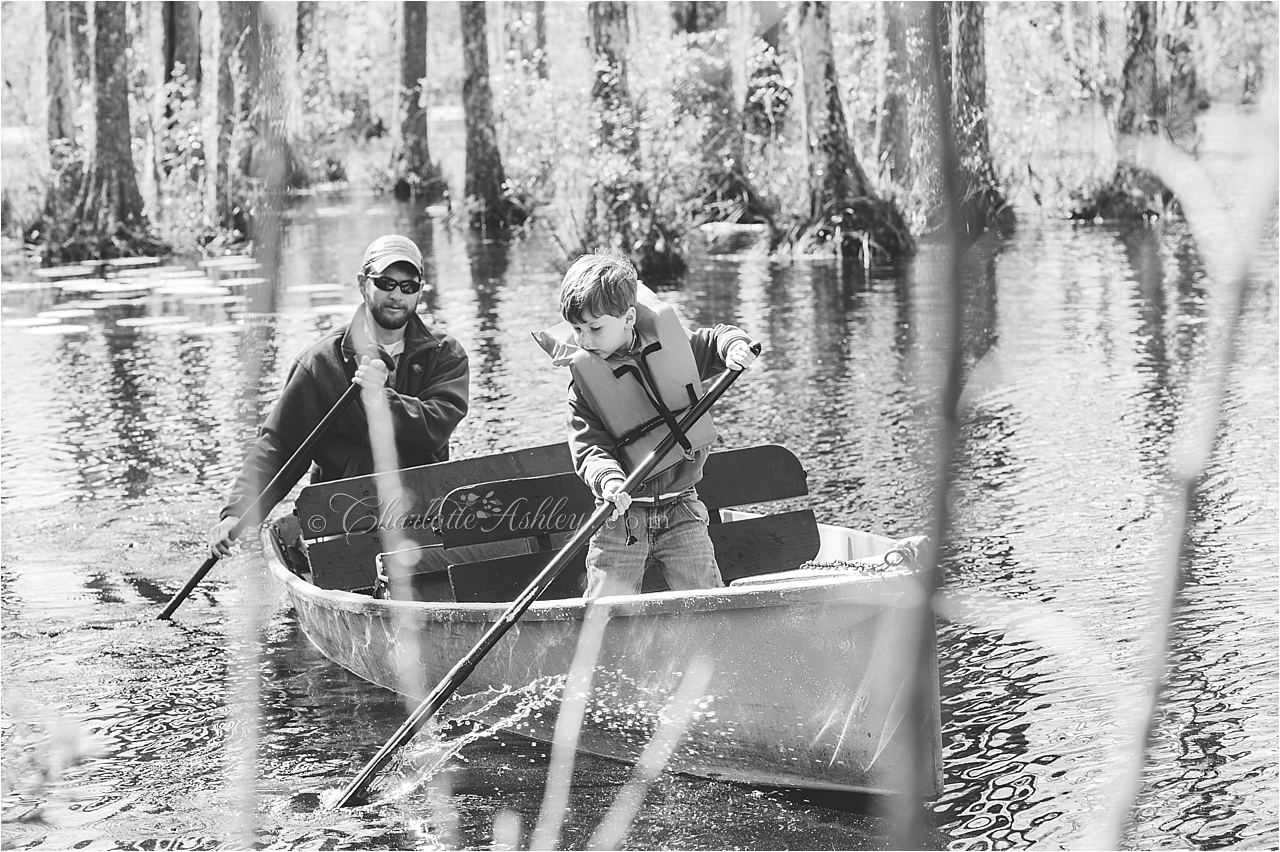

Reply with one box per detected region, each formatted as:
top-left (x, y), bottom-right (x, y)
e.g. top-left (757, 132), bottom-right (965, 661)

top-left (334, 342), bottom-right (762, 807)
top-left (158, 382), bottom-right (362, 621)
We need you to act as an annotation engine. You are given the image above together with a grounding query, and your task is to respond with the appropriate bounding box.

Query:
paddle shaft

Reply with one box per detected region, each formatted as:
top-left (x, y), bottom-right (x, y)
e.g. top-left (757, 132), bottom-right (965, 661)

top-left (334, 344), bottom-right (761, 807)
top-left (158, 382), bottom-right (362, 621)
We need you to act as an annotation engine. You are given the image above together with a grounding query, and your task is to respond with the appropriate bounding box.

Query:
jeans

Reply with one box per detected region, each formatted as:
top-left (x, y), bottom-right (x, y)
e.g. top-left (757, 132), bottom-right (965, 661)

top-left (584, 495), bottom-right (724, 597)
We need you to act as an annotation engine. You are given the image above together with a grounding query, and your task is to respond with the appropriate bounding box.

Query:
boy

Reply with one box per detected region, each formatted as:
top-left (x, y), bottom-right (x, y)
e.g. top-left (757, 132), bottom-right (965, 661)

top-left (534, 253), bottom-right (757, 597)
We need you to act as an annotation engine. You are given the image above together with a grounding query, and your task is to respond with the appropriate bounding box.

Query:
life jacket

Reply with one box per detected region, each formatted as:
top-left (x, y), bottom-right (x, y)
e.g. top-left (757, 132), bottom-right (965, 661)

top-left (534, 286), bottom-right (716, 478)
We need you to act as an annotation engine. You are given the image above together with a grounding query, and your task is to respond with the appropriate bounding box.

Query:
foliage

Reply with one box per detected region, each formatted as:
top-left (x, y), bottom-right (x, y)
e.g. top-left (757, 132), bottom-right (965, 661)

top-left (0, 2), bottom-right (44, 127)
top-left (152, 70), bottom-right (216, 250)
top-left (738, 39), bottom-right (809, 241)
top-left (1195, 1), bottom-right (1279, 102)
top-left (0, 129), bottom-right (48, 241)
top-left (306, 2), bottom-right (397, 140)
top-left (450, 193), bottom-right (530, 232)
top-left (494, 73), bottom-right (581, 228)
top-left (742, 37), bottom-right (793, 144)
top-left (295, 28), bottom-right (355, 186)
top-left (1067, 163), bottom-right (1174, 221)
top-left (984, 2), bottom-right (1275, 218)
top-left (831, 2), bottom-right (880, 170)
top-left (30, 139), bottom-right (86, 248)
top-left (630, 31), bottom-right (736, 231)
top-left (791, 195), bottom-right (914, 263)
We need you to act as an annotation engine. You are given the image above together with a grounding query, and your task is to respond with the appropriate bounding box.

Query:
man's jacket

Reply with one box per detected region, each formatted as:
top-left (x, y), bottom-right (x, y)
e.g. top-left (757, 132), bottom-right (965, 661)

top-left (221, 304), bottom-right (469, 521)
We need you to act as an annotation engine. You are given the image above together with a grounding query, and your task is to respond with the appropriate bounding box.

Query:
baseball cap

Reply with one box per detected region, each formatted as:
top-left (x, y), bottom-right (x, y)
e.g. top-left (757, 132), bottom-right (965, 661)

top-left (362, 235), bottom-right (424, 275)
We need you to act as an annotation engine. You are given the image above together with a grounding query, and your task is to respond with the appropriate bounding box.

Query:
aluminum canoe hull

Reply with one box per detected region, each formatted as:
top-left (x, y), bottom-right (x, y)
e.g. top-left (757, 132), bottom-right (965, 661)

top-left (262, 523), bottom-right (943, 797)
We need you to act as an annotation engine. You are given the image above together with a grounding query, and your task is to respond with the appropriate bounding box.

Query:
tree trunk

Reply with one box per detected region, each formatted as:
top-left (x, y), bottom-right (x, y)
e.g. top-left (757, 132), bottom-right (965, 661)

top-left (246, 1), bottom-right (293, 292)
top-left (461, 1), bottom-right (521, 228)
top-left (165, 1), bottom-right (201, 86)
top-left (69, 1), bottom-right (91, 83)
top-left (70, 1), bottom-right (93, 143)
top-left (393, 1), bottom-right (444, 202)
top-left (586, 0), bottom-right (682, 277)
top-left (269, 1), bottom-right (302, 186)
top-left (296, 0), bottom-right (316, 58)
top-left (671, 1), bottom-right (726, 33)
top-left (61, 0), bottom-right (162, 261)
top-left (792, 0), bottom-right (910, 261)
top-left (136, 1), bottom-right (167, 215)
top-left (1079, 0), bottom-right (1181, 221)
top-left (794, 0), bottom-right (870, 213)
top-left (46, 1), bottom-right (76, 145)
top-left (950, 2), bottom-right (1013, 234)
top-left (1059, 1), bottom-right (1116, 115)
top-left (880, 1), bottom-right (911, 188)
top-left (208, 2), bottom-right (299, 231)
top-left (211, 0), bottom-right (248, 230)
top-left (504, 0), bottom-right (546, 78)
top-left (1163, 0), bottom-right (1201, 152)
top-left (881, 1), bottom-right (942, 231)
top-left (727, 0), bottom-right (749, 113)
top-left (1117, 0), bottom-right (1160, 137)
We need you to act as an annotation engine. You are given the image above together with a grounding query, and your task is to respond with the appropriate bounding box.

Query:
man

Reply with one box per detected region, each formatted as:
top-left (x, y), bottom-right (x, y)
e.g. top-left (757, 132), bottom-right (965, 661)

top-left (209, 234), bottom-right (469, 556)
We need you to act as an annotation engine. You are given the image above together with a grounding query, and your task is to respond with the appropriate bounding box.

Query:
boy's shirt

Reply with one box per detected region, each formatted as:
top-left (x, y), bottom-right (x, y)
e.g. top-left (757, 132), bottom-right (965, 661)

top-left (568, 323), bottom-right (751, 501)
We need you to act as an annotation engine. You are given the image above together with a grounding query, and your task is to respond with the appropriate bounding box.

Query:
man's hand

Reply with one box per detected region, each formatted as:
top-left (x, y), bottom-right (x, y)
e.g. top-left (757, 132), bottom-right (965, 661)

top-left (354, 354), bottom-right (390, 402)
top-left (601, 479), bottom-right (632, 519)
top-left (209, 516), bottom-right (239, 558)
top-left (725, 340), bottom-right (758, 371)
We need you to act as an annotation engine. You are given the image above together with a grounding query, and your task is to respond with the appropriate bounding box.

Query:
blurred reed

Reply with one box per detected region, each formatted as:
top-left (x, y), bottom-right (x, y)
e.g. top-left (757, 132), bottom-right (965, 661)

top-left (1089, 74), bottom-right (1279, 850)
top-left (227, 9), bottom-right (289, 845)
top-left (883, 5), bottom-right (967, 848)
top-left (529, 603), bottom-right (613, 851)
top-left (585, 657), bottom-right (715, 851)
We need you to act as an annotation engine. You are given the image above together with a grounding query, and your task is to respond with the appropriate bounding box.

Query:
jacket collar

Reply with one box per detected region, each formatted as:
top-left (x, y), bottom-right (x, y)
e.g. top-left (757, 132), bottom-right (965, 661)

top-left (340, 303), bottom-right (439, 364)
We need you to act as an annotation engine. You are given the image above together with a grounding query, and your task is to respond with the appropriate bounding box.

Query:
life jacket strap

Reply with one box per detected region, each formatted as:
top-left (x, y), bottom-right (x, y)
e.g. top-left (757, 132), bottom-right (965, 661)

top-left (611, 342), bottom-right (695, 456)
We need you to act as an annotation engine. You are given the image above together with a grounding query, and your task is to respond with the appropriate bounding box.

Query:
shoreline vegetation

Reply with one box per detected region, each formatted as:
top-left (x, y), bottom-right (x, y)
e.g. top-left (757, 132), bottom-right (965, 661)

top-left (1, 3), bottom-right (1275, 274)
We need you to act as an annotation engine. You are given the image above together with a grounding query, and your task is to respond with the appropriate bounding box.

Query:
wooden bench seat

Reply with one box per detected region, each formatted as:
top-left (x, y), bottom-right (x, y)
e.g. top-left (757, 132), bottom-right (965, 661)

top-left (404, 444), bottom-right (822, 603)
top-left (293, 442), bottom-right (572, 590)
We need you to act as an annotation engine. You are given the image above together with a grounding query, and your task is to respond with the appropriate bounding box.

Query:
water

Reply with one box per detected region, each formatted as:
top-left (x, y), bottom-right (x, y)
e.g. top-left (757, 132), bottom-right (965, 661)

top-left (2, 195), bottom-right (1276, 848)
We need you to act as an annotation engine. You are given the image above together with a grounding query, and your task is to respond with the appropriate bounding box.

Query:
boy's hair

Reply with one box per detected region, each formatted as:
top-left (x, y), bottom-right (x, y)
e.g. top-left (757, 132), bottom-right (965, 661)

top-left (559, 253), bottom-right (638, 323)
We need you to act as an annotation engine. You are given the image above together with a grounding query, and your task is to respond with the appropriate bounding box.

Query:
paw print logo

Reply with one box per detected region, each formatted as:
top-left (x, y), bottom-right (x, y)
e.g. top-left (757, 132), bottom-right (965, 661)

top-left (462, 490), bottom-right (504, 519)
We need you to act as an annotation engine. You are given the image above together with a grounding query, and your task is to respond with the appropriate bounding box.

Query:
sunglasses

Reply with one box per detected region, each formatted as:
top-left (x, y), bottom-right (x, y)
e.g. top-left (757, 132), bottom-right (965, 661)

top-left (368, 275), bottom-right (424, 295)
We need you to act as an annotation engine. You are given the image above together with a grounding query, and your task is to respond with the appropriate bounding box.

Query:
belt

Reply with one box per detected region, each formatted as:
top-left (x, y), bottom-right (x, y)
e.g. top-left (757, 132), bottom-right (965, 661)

top-left (629, 488), bottom-right (696, 506)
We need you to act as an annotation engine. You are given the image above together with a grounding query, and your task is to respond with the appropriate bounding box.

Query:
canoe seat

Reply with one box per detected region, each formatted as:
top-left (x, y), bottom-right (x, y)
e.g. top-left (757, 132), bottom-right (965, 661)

top-left (437, 444), bottom-right (822, 602)
top-left (291, 442), bottom-right (573, 591)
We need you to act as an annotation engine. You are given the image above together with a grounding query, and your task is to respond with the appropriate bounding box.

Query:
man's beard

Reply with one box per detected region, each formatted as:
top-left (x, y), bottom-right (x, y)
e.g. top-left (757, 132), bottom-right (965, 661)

top-left (369, 301), bottom-right (411, 330)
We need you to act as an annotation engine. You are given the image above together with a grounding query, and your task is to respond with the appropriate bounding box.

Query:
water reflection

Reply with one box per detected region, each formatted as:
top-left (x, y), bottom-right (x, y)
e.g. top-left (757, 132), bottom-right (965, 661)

top-left (465, 235), bottom-right (511, 409)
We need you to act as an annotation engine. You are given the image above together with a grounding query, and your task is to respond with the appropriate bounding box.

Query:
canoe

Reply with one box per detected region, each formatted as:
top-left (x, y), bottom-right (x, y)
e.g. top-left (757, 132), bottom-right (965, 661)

top-left (260, 444), bottom-right (943, 797)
